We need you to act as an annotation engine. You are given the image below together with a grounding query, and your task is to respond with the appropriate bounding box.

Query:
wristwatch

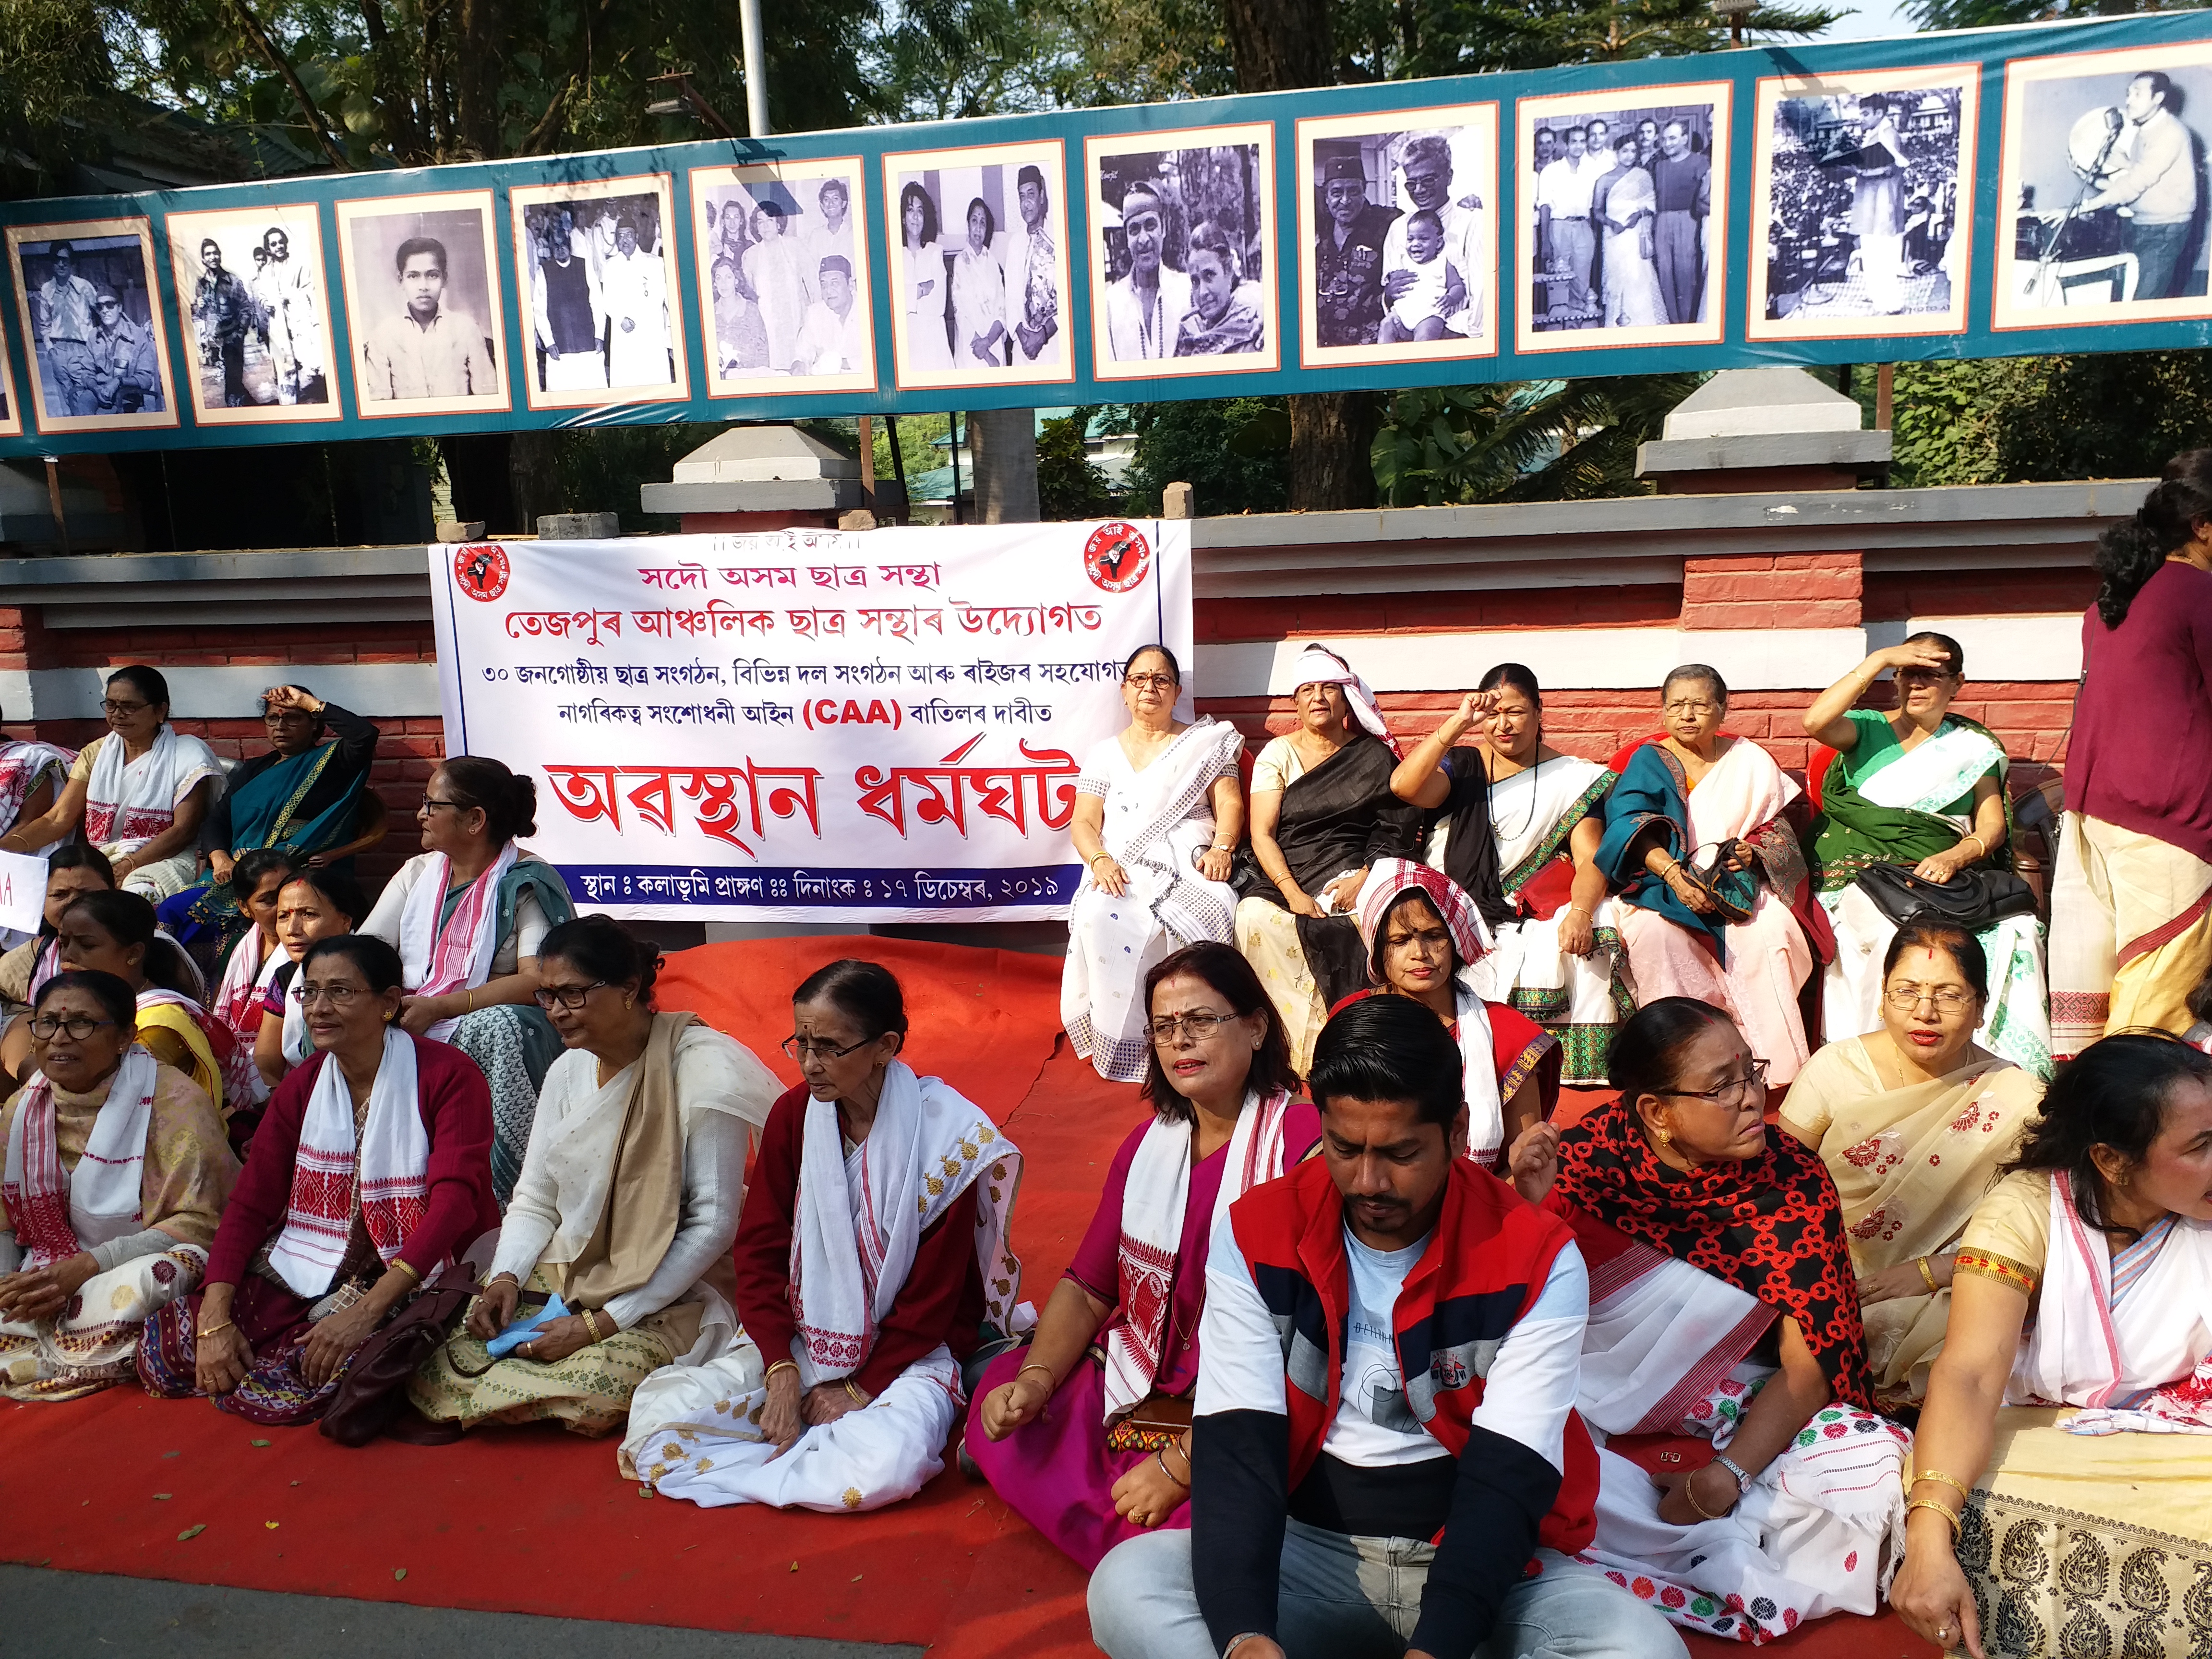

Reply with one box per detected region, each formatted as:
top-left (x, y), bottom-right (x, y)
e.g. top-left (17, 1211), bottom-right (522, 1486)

top-left (1713, 1454), bottom-right (1753, 1497)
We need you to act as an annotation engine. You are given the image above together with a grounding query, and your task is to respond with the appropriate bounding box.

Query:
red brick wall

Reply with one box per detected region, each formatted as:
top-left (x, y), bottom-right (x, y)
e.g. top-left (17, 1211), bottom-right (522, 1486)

top-left (1681, 552), bottom-right (1861, 631)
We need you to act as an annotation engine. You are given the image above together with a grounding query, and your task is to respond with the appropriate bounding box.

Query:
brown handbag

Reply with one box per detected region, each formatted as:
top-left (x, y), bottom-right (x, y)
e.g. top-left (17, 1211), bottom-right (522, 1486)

top-left (1103, 1391), bottom-right (1193, 1454)
top-left (317, 1265), bottom-right (482, 1448)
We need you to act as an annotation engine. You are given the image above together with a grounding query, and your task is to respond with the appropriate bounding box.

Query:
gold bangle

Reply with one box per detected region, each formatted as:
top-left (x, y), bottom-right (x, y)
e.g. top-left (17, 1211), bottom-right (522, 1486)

top-left (764, 1359), bottom-right (799, 1384)
top-left (581, 1309), bottom-right (604, 1342)
top-left (1906, 1496), bottom-right (1963, 1539)
top-left (1911, 1469), bottom-right (1974, 1503)
top-left (1917, 1256), bottom-right (1942, 1294)
top-left (843, 1378), bottom-right (868, 1406)
top-left (465, 986), bottom-right (476, 1013)
top-left (392, 1258), bottom-right (421, 1285)
top-left (1683, 1465), bottom-right (1729, 1520)
top-left (196, 1319), bottom-right (234, 1339)
top-left (1015, 1361), bottom-right (1057, 1390)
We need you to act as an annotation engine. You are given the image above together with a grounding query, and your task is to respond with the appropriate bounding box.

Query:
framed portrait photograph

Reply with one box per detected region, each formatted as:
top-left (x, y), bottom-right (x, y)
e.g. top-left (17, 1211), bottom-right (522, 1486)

top-left (0, 331), bottom-right (20, 438)
top-left (1514, 83), bottom-right (1732, 353)
top-left (1294, 103), bottom-right (1499, 370)
top-left (1994, 40), bottom-right (2212, 329)
top-left (511, 174), bottom-right (689, 409)
top-left (4, 217), bottom-right (179, 433)
top-left (690, 156), bottom-right (875, 396)
top-left (164, 201), bottom-right (339, 424)
top-left (1085, 122), bottom-right (1277, 380)
top-left (334, 189), bottom-right (509, 417)
top-left (1749, 66), bottom-right (1977, 342)
top-left (881, 138), bottom-right (1074, 391)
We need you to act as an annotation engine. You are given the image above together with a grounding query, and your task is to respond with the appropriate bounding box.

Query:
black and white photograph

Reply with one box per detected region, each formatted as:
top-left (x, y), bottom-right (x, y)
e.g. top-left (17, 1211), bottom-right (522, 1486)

top-left (0, 327), bottom-right (19, 437)
top-left (1085, 123), bottom-right (1276, 380)
top-left (881, 139), bottom-right (1073, 391)
top-left (333, 190), bottom-right (508, 417)
top-left (1750, 67), bottom-right (1976, 340)
top-left (690, 157), bottom-right (875, 396)
top-left (1515, 83), bottom-right (1731, 352)
top-left (4, 218), bottom-right (178, 432)
top-left (164, 202), bottom-right (338, 423)
top-left (1995, 41), bottom-right (2212, 328)
top-left (511, 175), bottom-right (687, 409)
top-left (1295, 104), bottom-right (1498, 368)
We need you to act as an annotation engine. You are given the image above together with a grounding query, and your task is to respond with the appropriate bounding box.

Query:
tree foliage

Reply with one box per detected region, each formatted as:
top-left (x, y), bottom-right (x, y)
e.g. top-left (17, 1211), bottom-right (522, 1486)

top-left (1121, 397), bottom-right (1289, 516)
top-left (1037, 408), bottom-right (1114, 519)
top-left (1890, 353), bottom-right (2212, 486)
top-left (1370, 374), bottom-right (1705, 505)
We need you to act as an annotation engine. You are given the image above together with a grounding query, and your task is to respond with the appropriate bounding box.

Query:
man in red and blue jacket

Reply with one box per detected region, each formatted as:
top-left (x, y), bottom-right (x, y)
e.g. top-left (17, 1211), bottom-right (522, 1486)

top-left (1089, 995), bottom-right (1685, 1659)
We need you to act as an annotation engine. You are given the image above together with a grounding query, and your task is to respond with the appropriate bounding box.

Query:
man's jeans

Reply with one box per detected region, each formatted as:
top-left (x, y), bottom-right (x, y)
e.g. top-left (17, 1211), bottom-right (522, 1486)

top-left (2127, 218), bottom-right (2192, 301)
top-left (1089, 1520), bottom-right (1689, 1659)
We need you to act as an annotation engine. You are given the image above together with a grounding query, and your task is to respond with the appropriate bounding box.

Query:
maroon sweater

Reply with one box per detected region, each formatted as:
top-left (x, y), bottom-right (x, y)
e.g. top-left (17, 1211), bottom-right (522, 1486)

top-left (733, 1083), bottom-right (986, 1399)
top-left (204, 1033), bottom-right (500, 1288)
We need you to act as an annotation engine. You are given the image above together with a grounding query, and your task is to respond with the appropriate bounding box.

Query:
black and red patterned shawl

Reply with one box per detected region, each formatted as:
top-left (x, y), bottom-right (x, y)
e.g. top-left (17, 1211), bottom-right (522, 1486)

top-left (1549, 1094), bottom-right (1872, 1410)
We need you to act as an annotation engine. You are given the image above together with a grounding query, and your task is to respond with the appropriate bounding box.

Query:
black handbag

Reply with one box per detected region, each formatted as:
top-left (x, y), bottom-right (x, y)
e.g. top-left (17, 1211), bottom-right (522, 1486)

top-left (1855, 863), bottom-right (2038, 932)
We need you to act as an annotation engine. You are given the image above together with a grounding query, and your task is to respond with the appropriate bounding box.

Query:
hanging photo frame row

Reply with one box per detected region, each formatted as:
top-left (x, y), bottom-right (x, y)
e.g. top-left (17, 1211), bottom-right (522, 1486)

top-left (4, 15), bottom-right (2212, 449)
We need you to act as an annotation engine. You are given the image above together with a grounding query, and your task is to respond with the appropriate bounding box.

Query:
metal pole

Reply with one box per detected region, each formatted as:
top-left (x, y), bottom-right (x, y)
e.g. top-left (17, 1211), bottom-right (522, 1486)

top-left (738, 0), bottom-right (769, 138)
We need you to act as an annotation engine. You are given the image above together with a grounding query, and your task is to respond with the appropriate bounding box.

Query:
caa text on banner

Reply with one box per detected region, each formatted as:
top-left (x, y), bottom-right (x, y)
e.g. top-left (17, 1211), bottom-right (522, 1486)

top-left (428, 521), bottom-right (1191, 922)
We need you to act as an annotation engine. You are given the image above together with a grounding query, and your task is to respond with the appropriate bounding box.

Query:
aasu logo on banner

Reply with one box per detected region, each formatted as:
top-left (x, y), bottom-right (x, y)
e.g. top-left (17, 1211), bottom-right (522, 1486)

top-left (1084, 523), bottom-right (1152, 595)
top-left (455, 543), bottom-right (510, 602)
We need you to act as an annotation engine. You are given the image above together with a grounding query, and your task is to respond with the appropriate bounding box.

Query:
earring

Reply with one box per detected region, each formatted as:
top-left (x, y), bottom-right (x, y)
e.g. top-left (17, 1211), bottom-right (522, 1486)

top-left (1653, 1125), bottom-right (1673, 1147)
top-left (625, 996), bottom-right (635, 1010)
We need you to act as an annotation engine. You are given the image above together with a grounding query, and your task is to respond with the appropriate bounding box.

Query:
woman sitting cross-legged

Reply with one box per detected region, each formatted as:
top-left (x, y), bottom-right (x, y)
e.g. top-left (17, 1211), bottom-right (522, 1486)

top-left (1597, 665), bottom-right (1820, 1085)
top-left (135, 935), bottom-right (500, 1427)
top-left (252, 868), bottom-right (365, 1097)
top-left (1, 890), bottom-right (231, 1120)
top-left (0, 843), bottom-right (114, 1026)
top-left (360, 756), bottom-right (575, 1203)
top-left (0, 971), bottom-right (237, 1400)
top-left (1062, 644), bottom-right (1247, 1083)
top-left (1521, 998), bottom-right (1909, 1646)
top-left (1336, 858), bottom-right (1559, 1171)
top-left (1233, 645), bottom-right (1422, 1076)
top-left (619, 960), bottom-right (1025, 1512)
top-left (1779, 921), bottom-right (2046, 1409)
top-left (967, 941), bottom-right (1314, 1569)
top-left (1803, 633), bottom-right (2050, 1077)
top-left (1887, 1034), bottom-right (2212, 1659)
top-left (408, 916), bottom-right (781, 1438)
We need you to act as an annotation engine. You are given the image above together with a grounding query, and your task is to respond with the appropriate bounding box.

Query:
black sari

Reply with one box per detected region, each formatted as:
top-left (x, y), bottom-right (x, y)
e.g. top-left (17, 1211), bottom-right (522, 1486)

top-left (1233, 733), bottom-right (1423, 1011)
top-left (1429, 747), bottom-right (1515, 929)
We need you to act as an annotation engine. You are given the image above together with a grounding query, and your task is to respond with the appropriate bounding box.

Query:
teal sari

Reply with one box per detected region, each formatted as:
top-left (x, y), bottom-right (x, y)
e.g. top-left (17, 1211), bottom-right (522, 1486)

top-left (160, 740), bottom-right (366, 951)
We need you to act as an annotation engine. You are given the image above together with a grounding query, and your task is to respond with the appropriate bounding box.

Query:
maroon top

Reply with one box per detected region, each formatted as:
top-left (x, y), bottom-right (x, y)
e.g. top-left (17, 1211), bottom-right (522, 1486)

top-left (204, 1032), bottom-right (500, 1288)
top-left (733, 1082), bottom-right (986, 1400)
top-left (2068, 561), bottom-right (2212, 864)
top-left (1066, 1102), bottom-right (1321, 1396)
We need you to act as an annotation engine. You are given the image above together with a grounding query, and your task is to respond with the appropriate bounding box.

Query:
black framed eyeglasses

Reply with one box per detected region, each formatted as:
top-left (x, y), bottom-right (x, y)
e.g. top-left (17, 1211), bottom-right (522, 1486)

top-left (781, 1033), bottom-right (873, 1061)
top-left (28, 1015), bottom-right (117, 1041)
top-left (1661, 1058), bottom-right (1770, 1106)
top-left (533, 981), bottom-right (609, 1011)
top-left (100, 698), bottom-right (150, 715)
top-left (419, 797), bottom-right (466, 813)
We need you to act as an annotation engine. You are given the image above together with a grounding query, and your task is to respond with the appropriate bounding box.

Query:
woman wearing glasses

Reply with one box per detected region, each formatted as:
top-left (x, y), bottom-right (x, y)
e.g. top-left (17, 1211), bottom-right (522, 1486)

top-left (620, 958), bottom-right (1024, 1514)
top-left (1518, 998), bottom-right (1906, 1646)
top-left (1063, 645), bottom-right (1247, 1083)
top-left (360, 756), bottom-right (575, 1203)
top-left (137, 934), bottom-right (499, 1426)
top-left (1778, 922), bottom-right (2044, 1409)
top-left (1596, 665), bottom-right (1819, 1085)
top-left (1802, 635), bottom-right (2049, 1078)
top-left (408, 916), bottom-right (778, 1438)
top-left (968, 942), bottom-right (1310, 1567)
top-left (0, 665), bottom-right (224, 901)
top-left (0, 970), bottom-right (237, 1400)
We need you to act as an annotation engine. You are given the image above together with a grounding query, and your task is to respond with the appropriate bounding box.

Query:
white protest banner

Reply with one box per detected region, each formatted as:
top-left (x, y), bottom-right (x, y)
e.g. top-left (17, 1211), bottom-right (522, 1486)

top-left (429, 521), bottom-right (1192, 922)
top-left (0, 848), bottom-right (43, 936)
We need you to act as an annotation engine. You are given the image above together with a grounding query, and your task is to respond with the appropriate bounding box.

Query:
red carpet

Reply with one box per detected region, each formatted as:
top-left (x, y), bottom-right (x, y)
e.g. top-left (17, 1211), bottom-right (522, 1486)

top-left (0, 940), bottom-right (1931, 1658)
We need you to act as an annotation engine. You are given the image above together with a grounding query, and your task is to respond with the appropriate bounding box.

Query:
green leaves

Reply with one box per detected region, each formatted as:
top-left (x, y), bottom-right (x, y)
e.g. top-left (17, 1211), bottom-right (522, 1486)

top-left (1370, 374), bottom-right (1704, 506)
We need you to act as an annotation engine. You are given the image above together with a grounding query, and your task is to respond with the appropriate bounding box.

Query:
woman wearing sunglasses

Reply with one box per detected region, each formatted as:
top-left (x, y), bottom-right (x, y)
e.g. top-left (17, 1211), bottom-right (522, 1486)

top-left (0, 970), bottom-right (236, 1399)
top-left (136, 934), bottom-right (499, 1428)
top-left (1778, 921), bottom-right (2044, 1409)
top-left (968, 941), bottom-right (1312, 1568)
top-left (409, 915), bottom-right (778, 1439)
top-left (1515, 998), bottom-right (1906, 1647)
top-left (621, 958), bottom-right (1025, 1515)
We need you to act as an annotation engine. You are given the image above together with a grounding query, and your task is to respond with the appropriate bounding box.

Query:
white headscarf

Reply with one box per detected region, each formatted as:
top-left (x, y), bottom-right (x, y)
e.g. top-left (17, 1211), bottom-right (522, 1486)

top-left (1287, 644), bottom-right (1399, 757)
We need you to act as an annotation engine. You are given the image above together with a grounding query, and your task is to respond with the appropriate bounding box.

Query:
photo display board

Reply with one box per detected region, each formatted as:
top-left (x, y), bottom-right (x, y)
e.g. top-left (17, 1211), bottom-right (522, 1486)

top-left (4, 9), bottom-right (2212, 454)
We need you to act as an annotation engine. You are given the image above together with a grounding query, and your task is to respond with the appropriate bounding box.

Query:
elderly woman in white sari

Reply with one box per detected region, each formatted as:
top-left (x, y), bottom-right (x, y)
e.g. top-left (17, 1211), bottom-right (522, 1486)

top-left (1803, 633), bottom-right (2049, 1078)
top-left (1063, 645), bottom-right (1246, 1082)
top-left (0, 970), bottom-right (236, 1399)
top-left (409, 917), bottom-right (780, 1437)
top-left (1391, 663), bottom-right (1627, 1084)
top-left (1888, 1034), bottom-right (2212, 1659)
top-left (1779, 920), bottom-right (2046, 1408)
top-left (621, 960), bottom-right (1024, 1512)
top-left (361, 756), bottom-right (575, 1202)
top-left (1597, 665), bottom-right (1820, 1084)
top-left (0, 665), bottom-right (224, 901)
top-left (1523, 998), bottom-right (1909, 1647)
